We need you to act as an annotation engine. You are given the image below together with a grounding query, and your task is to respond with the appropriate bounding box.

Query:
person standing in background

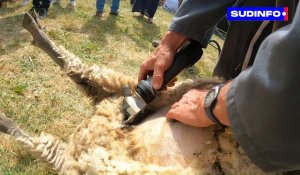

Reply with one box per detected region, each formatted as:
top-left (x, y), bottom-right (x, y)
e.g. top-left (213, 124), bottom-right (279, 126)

top-left (95, 0), bottom-right (120, 17)
top-left (68, 0), bottom-right (75, 9)
top-left (29, 0), bottom-right (51, 19)
top-left (132, 0), bottom-right (160, 24)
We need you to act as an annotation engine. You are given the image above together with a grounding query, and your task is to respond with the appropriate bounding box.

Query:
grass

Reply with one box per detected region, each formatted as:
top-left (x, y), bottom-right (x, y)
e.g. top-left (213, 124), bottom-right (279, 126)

top-left (0, 1), bottom-right (221, 174)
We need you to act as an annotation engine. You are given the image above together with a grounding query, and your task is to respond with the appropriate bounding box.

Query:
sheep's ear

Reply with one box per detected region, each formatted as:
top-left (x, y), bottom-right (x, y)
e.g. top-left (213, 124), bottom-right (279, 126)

top-left (0, 113), bottom-right (18, 135)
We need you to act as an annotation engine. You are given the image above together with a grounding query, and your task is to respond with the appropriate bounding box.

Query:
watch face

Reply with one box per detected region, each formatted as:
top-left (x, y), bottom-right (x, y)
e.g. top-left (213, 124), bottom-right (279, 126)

top-left (204, 89), bottom-right (217, 108)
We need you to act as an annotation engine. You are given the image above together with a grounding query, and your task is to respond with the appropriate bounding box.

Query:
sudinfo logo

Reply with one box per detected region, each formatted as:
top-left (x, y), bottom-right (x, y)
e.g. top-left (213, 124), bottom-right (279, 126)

top-left (227, 7), bottom-right (288, 21)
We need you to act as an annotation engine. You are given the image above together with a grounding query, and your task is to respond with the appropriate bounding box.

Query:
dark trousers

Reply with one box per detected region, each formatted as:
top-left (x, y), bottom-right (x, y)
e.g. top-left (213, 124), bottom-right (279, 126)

top-left (284, 170), bottom-right (300, 175)
top-left (32, 0), bottom-right (51, 9)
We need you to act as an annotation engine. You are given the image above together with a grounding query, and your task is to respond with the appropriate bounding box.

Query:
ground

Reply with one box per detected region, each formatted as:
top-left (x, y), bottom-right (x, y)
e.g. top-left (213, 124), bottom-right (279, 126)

top-left (0, 1), bottom-right (221, 174)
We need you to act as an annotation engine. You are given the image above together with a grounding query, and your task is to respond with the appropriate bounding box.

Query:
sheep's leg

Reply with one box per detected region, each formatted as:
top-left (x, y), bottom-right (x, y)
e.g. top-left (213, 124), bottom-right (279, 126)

top-left (22, 12), bottom-right (137, 96)
top-left (0, 113), bottom-right (76, 174)
top-left (0, 113), bottom-right (31, 141)
top-left (22, 11), bottom-right (65, 68)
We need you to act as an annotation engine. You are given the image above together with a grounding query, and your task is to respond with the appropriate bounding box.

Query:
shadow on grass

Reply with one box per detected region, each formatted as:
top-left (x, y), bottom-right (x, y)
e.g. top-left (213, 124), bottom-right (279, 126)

top-left (43, 1), bottom-right (161, 57)
top-left (48, 2), bottom-right (76, 19)
top-left (128, 15), bottom-right (161, 48)
top-left (0, 13), bottom-right (30, 56)
top-left (80, 13), bottom-right (160, 50)
top-left (81, 14), bottom-right (118, 46)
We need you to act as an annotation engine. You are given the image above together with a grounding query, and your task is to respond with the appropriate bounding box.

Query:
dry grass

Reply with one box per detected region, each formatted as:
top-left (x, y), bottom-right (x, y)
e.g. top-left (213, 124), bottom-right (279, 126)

top-left (0, 1), bottom-right (221, 174)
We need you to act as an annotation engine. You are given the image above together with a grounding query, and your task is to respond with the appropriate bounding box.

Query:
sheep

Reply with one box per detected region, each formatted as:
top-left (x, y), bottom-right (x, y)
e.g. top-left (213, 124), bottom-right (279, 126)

top-left (0, 12), bottom-right (276, 175)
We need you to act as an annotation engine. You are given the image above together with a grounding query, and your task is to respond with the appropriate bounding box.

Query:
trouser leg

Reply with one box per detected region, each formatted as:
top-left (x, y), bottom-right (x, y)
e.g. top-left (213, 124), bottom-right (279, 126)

top-left (41, 0), bottom-right (51, 9)
top-left (110, 0), bottom-right (120, 13)
top-left (32, 0), bottom-right (41, 8)
top-left (96, 0), bottom-right (105, 12)
top-left (284, 170), bottom-right (300, 175)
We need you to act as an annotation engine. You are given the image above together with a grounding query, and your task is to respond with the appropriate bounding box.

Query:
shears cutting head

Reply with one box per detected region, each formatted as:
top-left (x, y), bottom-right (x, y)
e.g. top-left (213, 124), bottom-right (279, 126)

top-left (122, 80), bottom-right (157, 125)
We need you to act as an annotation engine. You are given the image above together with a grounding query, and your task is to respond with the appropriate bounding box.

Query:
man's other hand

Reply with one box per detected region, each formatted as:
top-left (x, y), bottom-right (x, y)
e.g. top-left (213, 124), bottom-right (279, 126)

top-left (166, 89), bottom-right (215, 127)
top-left (167, 83), bottom-right (231, 127)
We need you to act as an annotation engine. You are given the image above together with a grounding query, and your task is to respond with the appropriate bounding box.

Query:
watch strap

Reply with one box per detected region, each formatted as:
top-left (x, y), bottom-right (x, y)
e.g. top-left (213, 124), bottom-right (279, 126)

top-left (205, 84), bottom-right (224, 126)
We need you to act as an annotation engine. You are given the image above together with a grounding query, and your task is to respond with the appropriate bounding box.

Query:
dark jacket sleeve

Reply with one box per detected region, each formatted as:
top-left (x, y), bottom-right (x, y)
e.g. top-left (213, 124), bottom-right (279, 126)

top-left (227, 3), bottom-right (300, 172)
top-left (169, 0), bottom-right (237, 47)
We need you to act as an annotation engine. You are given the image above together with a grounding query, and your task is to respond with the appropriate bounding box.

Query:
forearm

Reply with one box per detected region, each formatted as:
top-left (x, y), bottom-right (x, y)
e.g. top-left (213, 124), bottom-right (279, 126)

top-left (170, 0), bottom-right (237, 46)
top-left (160, 31), bottom-right (188, 52)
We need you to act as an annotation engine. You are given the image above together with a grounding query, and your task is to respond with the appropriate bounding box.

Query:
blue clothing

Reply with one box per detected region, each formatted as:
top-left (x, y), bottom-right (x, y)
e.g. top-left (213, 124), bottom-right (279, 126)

top-left (96, 0), bottom-right (120, 13)
top-left (132, 0), bottom-right (160, 18)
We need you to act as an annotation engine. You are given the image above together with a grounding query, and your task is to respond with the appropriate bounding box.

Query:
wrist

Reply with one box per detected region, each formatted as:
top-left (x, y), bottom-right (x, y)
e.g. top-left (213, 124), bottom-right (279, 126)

top-left (213, 83), bottom-right (231, 126)
top-left (201, 94), bottom-right (216, 127)
top-left (204, 84), bottom-right (224, 126)
top-left (197, 90), bottom-right (215, 127)
top-left (160, 31), bottom-right (187, 52)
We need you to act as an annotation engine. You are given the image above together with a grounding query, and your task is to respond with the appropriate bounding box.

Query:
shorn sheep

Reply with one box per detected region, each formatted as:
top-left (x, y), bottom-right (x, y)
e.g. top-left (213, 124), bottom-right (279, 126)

top-left (0, 12), bottom-right (276, 175)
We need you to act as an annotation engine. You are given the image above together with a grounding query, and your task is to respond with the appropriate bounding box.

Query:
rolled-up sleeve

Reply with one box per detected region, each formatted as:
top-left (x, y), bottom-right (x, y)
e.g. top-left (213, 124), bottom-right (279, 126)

top-left (227, 4), bottom-right (300, 172)
top-left (169, 0), bottom-right (237, 47)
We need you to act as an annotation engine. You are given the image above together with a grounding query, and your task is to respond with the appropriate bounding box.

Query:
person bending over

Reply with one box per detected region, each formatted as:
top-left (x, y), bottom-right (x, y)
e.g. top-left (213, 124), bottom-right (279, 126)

top-left (138, 0), bottom-right (300, 173)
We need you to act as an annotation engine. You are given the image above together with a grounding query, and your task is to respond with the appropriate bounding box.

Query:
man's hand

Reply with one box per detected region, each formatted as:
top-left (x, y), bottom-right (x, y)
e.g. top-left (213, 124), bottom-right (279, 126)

top-left (166, 89), bottom-right (215, 127)
top-left (167, 83), bottom-right (231, 127)
top-left (138, 31), bottom-right (187, 90)
top-left (138, 45), bottom-right (176, 89)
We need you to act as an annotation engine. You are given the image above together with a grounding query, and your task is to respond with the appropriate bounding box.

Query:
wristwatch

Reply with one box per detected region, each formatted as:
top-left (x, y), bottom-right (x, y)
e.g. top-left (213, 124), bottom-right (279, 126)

top-left (204, 84), bottom-right (224, 125)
